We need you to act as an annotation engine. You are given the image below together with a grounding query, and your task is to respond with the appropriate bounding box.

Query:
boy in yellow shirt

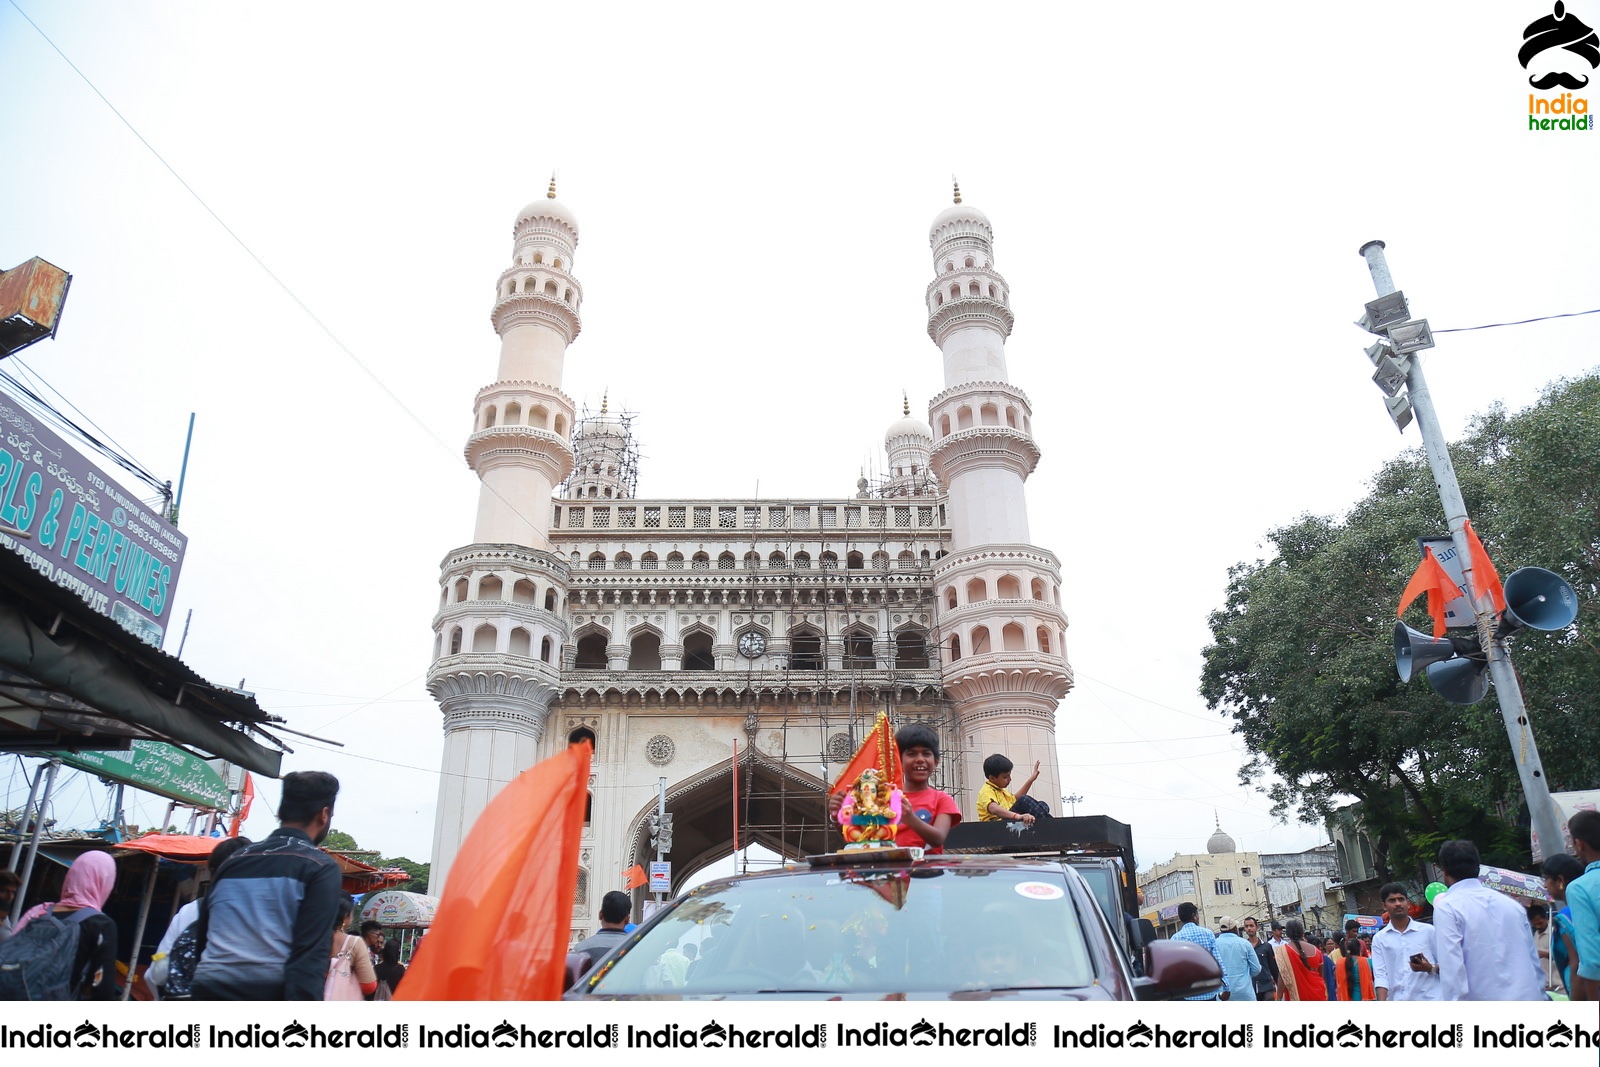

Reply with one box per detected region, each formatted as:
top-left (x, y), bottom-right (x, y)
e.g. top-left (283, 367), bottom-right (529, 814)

top-left (977, 754), bottom-right (1041, 825)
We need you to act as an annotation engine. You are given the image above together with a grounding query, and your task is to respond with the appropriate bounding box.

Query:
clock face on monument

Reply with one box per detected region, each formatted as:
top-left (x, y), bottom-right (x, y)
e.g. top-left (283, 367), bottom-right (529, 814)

top-left (738, 631), bottom-right (766, 658)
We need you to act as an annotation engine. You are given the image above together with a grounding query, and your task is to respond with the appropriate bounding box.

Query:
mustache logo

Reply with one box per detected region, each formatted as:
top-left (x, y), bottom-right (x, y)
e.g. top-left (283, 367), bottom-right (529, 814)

top-left (1530, 70), bottom-right (1590, 89)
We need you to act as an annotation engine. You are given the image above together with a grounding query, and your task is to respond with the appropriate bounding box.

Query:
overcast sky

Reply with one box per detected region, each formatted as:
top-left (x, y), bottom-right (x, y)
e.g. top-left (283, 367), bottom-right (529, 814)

top-left (2, 1), bottom-right (1596, 876)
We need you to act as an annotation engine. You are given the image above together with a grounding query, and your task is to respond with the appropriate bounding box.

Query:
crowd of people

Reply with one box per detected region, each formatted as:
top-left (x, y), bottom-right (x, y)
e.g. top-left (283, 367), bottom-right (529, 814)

top-left (1, 771), bottom-right (408, 1002)
top-left (1167, 812), bottom-right (1600, 1001)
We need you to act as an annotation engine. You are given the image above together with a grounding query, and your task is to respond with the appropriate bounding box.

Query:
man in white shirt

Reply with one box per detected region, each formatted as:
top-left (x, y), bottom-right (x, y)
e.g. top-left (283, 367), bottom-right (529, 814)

top-left (1370, 882), bottom-right (1441, 1001)
top-left (1432, 839), bottom-right (1545, 1000)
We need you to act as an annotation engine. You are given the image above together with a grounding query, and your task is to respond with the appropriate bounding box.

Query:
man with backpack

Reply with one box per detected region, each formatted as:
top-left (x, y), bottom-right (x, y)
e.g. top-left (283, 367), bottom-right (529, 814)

top-left (0, 849), bottom-right (120, 1000)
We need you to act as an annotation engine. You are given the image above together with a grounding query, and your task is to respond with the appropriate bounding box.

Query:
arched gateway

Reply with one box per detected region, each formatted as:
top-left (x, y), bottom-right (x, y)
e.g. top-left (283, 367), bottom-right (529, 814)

top-left (427, 184), bottom-right (1072, 944)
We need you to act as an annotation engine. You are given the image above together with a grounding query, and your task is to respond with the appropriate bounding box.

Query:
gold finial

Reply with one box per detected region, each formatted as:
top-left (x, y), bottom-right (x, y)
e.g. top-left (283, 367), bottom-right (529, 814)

top-left (547, 172), bottom-right (557, 199)
top-left (952, 176), bottom-right (961, 205)
top-left (600, 391), bottom-right (608, 415)
top-left (902, 391), bottom-right (910, 416)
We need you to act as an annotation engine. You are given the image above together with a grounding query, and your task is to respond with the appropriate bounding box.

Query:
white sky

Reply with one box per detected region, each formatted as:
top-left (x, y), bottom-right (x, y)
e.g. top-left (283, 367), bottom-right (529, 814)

top-left (2, 1), bottom-right (1596, 875)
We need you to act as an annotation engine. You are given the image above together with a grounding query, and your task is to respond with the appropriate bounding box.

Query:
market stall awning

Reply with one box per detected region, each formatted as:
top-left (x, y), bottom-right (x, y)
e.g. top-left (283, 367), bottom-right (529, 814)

top-left (0, 549), bottom-right (284, 776)
top-left (328, 852), bottom-right (412, 895)
top-left (114, 833), bottom-right (222, 863)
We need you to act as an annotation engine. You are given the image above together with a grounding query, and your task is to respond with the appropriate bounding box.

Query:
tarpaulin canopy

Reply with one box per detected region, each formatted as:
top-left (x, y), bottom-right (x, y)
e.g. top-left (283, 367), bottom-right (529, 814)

top-left (114, 833), bottom-right (218, 863)
top-left (0, 550), bottom-right (284, 776)
top-left (361, 890), bottom-right (439, 929)
top-left (328, 852), bottom-right (411, 895)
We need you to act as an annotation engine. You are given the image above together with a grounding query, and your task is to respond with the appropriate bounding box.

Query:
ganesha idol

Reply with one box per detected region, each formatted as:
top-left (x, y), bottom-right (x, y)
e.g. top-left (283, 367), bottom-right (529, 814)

top-left (836, 767), bottom-right (903, 846)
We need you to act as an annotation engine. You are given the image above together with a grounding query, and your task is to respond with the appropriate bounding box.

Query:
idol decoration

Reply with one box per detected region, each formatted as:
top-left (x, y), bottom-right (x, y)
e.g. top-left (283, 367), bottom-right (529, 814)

top-left (837, 766), bottom-right (903, 846)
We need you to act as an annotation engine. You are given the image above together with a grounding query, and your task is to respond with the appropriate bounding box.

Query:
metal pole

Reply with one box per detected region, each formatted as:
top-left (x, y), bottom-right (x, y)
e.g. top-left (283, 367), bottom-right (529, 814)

top-left (12, 759), bottom-right (61, 922)
top-left (6, 758), bottom-right (46, 873)
top-left (1358, 241), bottom-right (1564, 859)
top-left (170, 412), bottom-right (195, 526)
top-left (123, 859), bottom-right (159, 1000)
top-left (654, 776), bottom-right (667, 907)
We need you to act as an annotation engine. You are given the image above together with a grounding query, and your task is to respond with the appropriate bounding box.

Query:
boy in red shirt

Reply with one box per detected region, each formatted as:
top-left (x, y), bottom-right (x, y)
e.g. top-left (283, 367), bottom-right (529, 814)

top-left (830, 724), bottom-right (961, 852)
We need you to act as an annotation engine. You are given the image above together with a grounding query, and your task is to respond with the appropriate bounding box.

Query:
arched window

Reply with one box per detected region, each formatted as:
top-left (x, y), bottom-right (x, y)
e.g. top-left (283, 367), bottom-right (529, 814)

top-left (692, 552), bottom-right (710, 571)
top-left (980, 403), bottom-right (999, 426)
top-left (504, 402), bottom-right (522, 425)
top-left (768, 551), bottom-right (786, 568)
top-left (508, 627), bottom-right (532, 657)
top-left (512, 579), bottom-right (536, 604)
top-left (997, 575), bottom-right (1021, 599)
top-left (898, 551), bottom-right (915, 569)
top-left (628, 631), bottom-right (662, 670)
top-left (846, 551), bottom-right (864, 570)
top-left (614, 552), bottom-right (633, 569)
top-left (944, 587), bottom-right (957, 609)
top-left (452, 576), bottom-right (468, 602)
top-left (667, 552), bottom-right (685, 570)
top-left (718, 552), bottom-right (736, 570)
top-left (681, 632), bottom-right (715, 671)
top-left (939, 415), bottom-right (951, 437)
top-left (588, 552), bottom-right (606, 570)
top-left (483, 404), bottom-right (498, 428)
top-left (872, 551), bottom-right (890, 571)
top-left (1036, 627), bottom-right (1052, 654)
top-left (843, 631), bottom-right (875, 669)
top-left (789, 630), bottom-right (823, 670)
top-left (820, 552), bottom-right (838, 570)
top-left (575, 632), bottom-right (608, 669)
top-left (544, 589), bottom-right (557, 611)
top-left (448, 627), bottom-right (462, 655)
top-left (896, 630), bottom-right (929, 669)
top-left (477, 575), bottom-right (504, 600)
top-left (641, 552), bottom-right (658, 570)
top-left (971, 625), bottom-right (992, 655)
top-left (949, 634), bottom-right (961, 661)
top-left (544, 280), bottom-right (558, 296)
top-left (540, 636), bottom-right (553, 662)
top-left (957, 406), bottom-right (974, 430)
top-left (471, 624), bottom-right (497, 653)
top-left (966, 577), bottom-right (987, 602)
top-left (793, 552), bottom-right (811, 569)
top-left (1002, 623), bottom-right (1025, 652)
top-left (744, 552), bottom-right (761, 570)
top-left (1031, 578), bottom-right (1045, 600)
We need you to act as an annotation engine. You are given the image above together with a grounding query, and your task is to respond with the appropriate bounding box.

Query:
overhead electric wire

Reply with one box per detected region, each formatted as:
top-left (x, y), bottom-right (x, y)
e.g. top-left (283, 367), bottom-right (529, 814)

top-left (0, 365), bottom-right (168, 495)
top-left (1434, 307), bottom-right (1600, 334)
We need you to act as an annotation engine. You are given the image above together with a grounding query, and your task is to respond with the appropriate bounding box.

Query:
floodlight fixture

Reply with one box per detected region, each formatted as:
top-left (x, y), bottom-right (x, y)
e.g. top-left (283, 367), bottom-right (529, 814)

top-left (1384, 392), bottom-right (1413, 432)
top-left (1387, 319), bottom-right (1435, 354)
top-left (1357, 291), bottom-right (1410, 333)
top-left (1371, 349), bottom-right (1412, 397)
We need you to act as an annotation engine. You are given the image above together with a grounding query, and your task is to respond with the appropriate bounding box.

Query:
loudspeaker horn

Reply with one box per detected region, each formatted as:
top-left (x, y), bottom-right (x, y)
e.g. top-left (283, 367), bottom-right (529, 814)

top-left (1393, 621), bottom-right (1459, 683)
top-left (1501, 566), bottom-right (1579, 633)
top-left (1426, 657), bottom-right (1491, 705)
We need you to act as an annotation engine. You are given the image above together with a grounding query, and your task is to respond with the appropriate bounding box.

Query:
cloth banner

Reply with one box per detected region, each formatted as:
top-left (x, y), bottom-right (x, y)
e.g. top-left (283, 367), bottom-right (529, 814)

top-left (1398, 546), bottom-right (1466, 638)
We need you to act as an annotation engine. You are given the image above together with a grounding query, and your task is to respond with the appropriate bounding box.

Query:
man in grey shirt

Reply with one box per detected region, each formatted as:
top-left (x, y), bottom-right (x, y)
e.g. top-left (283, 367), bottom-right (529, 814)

top-left (573, 891), bottom-right (632, 967)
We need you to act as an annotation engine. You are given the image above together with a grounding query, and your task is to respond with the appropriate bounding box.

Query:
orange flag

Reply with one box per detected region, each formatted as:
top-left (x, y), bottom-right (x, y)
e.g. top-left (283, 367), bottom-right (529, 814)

top-left (829, 710), bottom-right (902, 795)
top-left (1397, 546), bottom-right (1466, 638)
top-left (622, 864), bottom-right (648, 890)
top-left (228, 773), bottom-right (254, 838)
top-left (396, 741), bottom-right (591, 1000)
top-left (1462, 520), bottom-right (1507, 614)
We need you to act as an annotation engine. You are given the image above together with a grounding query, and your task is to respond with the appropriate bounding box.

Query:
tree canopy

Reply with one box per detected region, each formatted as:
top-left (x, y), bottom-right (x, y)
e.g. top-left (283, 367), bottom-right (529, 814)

top-left (1201, 372), bottom-right (1600, 878)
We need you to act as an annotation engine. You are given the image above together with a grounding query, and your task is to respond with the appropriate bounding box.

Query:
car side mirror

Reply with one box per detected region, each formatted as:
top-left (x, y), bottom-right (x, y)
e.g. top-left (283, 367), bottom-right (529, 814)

top-left (1133, 917), bottom-right (1156, 950)
top-left (1133, 939), bottom-right (1225, 1001)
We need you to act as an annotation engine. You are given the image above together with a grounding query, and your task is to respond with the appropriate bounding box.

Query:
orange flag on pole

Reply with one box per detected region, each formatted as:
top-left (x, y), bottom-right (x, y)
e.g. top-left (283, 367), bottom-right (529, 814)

top-left (1397, 546), bottom-right (1466, 638)
top-left (1462, 520), bottom-right (1507, 614)
top-left (829, 710), bottom-right (902, 795)
top-left (396, 741), bottom-right (591, 1000)
top-left (622, 864), bottom-right (648, 890)
top-left (228, 773), bottom-right (254, 838)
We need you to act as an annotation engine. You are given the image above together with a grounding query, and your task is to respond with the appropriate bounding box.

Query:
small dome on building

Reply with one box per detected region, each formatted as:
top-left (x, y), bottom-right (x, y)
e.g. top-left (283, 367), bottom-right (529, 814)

top-left (516, 176), bottom-right (578, 234)
top-left (886, 396), bottom-right (933, 444)
top-left (930, 178), bottom-right (991, 238)
top-left (1206, 815), bottom-right (1236, 855)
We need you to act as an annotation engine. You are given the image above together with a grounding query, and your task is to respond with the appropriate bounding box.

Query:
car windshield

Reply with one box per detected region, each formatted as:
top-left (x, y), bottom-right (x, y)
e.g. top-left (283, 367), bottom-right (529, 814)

top-left (585, 865), bottom-right (1097, 995)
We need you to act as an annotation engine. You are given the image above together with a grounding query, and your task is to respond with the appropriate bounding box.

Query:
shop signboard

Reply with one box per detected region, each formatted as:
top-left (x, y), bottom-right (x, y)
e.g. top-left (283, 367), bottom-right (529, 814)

top-left (50, 739), bottom-right (230, 809)
top-left (0, 383), bottom-right (186, 644)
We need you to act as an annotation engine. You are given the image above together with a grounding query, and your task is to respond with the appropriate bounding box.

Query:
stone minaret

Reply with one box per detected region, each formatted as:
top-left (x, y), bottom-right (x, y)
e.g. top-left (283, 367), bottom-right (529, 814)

top-left (925, 181), bottom-right (1072, 807)
top-left (427, 181), bottom-right (581, 890)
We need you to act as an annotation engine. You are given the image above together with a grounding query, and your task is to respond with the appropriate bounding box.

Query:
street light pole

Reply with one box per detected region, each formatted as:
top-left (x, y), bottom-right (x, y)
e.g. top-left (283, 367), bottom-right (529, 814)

top-left (1358, 241), bottom-right (1564, 860)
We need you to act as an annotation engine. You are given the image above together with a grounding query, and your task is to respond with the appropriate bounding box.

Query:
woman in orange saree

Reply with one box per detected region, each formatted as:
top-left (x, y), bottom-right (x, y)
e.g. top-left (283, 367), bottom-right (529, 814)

top-left (1333, 937), bottom-right (1377, 1001)
top-left (1273, 920), bottom-right (1328, 1001)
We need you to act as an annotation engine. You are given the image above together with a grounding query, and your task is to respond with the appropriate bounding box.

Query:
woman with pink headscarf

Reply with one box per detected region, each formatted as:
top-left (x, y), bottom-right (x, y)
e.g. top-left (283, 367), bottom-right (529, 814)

top-left (13, 849), bottom-right (121, 999)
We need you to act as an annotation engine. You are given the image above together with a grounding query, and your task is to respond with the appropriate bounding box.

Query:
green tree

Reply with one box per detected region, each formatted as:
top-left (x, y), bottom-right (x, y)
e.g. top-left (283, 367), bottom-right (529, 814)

top-left (1201, 373), bottom-right (1600, 879)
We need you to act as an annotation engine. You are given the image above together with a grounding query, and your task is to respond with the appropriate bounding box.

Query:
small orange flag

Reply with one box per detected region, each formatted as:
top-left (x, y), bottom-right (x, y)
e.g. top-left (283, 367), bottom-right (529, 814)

top-left (829, 710), bottom-right (902, 795)
top-left (396, 741), bottom-right (591, 1000)
top-left (622, 864), bottom-right (648, 890)
top-left (228, 773), bottom-right (254, 838)
top-left (1397, 546), bottom-right (1466, 638)
top-left (1462, 520), bottom-right (1507, 614)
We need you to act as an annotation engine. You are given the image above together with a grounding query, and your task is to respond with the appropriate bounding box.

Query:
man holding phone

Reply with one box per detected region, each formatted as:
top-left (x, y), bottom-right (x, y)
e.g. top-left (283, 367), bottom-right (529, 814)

top-left (1370, 883), bottom-right (1441, 1001)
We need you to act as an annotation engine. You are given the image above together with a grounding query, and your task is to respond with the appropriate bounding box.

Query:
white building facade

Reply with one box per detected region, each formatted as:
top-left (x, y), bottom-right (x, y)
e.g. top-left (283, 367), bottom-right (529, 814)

top-left (427, 185), bottom-right (1073, 937)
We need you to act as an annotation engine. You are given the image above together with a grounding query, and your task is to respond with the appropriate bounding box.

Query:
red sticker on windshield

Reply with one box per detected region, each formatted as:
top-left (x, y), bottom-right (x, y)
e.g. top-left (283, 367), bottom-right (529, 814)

top-left (1013, 881), bottom-right (1064, 900)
